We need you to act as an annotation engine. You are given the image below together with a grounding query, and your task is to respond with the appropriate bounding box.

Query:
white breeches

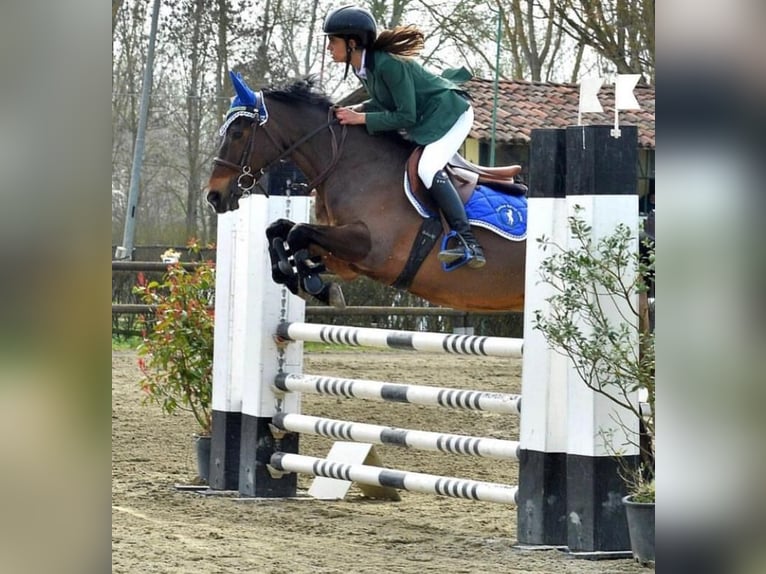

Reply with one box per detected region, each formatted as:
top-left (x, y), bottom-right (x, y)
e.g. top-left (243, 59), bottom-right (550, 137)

top-left (417, 106), bottom-right (474, 188)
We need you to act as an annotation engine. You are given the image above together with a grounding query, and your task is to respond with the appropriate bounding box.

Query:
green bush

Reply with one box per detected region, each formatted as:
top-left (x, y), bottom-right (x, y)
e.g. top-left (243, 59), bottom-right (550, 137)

top-left (134, 242), bottom-right (215, 436)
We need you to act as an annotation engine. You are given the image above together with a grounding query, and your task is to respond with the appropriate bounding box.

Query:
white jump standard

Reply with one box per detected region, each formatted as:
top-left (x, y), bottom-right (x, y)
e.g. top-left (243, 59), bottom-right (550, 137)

top-left (270, 453), bottom-right (520, 504)
top-left (271, 412), bottom-right (521, 459)
top-left (274, 373), bottom-right (521, 414)
top-left (276, 322), bottom-right (523, 358)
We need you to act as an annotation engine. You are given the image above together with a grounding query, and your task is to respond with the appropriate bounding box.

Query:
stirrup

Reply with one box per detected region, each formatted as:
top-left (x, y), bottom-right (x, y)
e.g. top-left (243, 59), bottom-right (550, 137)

top-left (438, 231), bottom-right (486, 271)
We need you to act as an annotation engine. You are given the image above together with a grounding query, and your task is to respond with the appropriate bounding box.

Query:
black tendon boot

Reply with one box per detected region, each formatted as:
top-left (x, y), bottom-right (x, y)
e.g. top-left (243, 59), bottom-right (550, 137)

top-left (429, 170), bottom-right (486, 268)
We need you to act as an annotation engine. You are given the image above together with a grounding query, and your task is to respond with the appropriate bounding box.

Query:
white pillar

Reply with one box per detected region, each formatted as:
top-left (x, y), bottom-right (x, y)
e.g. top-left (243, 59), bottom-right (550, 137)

top-left (209, 210), bottom-right (241, 490)
top-left (209, 193), bottom-right (311, 495)
top-left (238, 195), bottom-right (310, 497)
top-left (563, 125), bottom-right (639, 554)
top-left (517, 128), bottom-right (569, 546)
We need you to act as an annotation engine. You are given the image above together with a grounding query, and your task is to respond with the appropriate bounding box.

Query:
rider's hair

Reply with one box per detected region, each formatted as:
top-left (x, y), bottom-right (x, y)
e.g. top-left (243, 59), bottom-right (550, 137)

top-left (372, 25), bottom-right (424, 57)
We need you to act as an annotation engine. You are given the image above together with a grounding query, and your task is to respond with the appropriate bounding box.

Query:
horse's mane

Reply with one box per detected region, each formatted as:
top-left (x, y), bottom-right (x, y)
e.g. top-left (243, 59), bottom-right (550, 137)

top-left (262, 76), bottom-right (335, 109)
top-left (262, 75), bottom-right (416, 154)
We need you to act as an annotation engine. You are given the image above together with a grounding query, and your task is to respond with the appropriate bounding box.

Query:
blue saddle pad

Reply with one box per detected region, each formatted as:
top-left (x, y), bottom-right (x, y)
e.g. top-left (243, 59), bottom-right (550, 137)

top-left (404, 179), bottom-right (527, 242)
top-left (465, 185), bottom-right (527, 241)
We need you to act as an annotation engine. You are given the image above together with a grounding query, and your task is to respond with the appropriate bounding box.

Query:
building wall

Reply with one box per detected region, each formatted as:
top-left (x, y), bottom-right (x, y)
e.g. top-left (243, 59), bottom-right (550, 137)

top-left (461, 138), bottom-right (481, 163)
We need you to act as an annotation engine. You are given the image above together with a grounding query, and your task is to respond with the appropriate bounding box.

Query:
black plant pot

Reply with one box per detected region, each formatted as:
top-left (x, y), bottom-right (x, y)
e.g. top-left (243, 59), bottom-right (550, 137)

top-left (622, 495), bottom-right (655, 565)
top-left (194, 434), bottom-right (212, 483)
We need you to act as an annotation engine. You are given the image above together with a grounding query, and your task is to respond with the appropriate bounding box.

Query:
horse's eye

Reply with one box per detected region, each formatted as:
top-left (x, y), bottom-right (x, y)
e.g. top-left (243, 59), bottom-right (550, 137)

top-left (231, 131), bottom-right (244, 140)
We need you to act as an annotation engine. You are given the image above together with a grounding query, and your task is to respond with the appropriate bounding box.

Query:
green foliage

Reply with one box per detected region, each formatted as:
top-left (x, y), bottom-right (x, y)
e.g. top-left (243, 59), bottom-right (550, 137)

top-left (134, 242), bottom-right (215, 436)
top-left (112, 335), bottom-right (142, 350)
top-left (628, 476), bottom-right (655, 504)
top-left (533, 210), bottom-right (655, 499)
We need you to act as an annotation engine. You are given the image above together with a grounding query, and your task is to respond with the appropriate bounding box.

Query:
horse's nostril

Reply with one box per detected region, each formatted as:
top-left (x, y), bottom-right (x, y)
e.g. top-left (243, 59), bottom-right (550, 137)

top-left (207, 191), bottom-right (221, 210)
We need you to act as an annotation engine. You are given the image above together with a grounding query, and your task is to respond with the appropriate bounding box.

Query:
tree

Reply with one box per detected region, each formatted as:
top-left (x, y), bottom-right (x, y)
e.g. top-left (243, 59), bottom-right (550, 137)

top-left (404, 0), bottom-right (588, 83)
top-left (112, 0), bottom-right (150, 244)
top-left (113, 0), bottom-right (125, 36)
top-left (552, 0), bottom-right (654, 82)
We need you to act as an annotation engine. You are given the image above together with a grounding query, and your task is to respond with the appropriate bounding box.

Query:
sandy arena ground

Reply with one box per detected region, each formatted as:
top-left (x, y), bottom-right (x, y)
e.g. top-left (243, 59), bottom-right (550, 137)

top-left (112, 349), bottom-right (652, 573)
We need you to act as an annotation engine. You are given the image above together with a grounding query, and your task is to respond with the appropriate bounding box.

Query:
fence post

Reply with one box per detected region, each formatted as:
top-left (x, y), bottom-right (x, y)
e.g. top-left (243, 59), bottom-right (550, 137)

top-left (563, 125), bottom-right (640, 554)
top-left (209, 210), bottom-right (241, 490)
top-left (517, 128), bottom-right (569, 546)
top-left (209, 194), bottom-right (311, 495)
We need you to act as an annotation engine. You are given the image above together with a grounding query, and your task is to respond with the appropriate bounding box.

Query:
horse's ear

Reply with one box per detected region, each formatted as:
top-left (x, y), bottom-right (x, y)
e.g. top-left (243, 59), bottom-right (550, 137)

top-left (229, 71), bottom-right (257, 108)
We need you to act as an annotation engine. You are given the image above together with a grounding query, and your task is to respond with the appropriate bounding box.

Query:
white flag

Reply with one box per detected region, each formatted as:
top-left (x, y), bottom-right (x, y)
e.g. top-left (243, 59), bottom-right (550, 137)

top-left (615, 74), bottom-right (641, 110)
top-left (579, 77), bottom-right (604, 113)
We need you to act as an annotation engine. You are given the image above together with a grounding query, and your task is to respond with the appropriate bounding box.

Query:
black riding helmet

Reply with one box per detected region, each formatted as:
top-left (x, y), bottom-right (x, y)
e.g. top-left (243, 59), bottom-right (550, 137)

top-left (323, 4), bottom-right (377, 47)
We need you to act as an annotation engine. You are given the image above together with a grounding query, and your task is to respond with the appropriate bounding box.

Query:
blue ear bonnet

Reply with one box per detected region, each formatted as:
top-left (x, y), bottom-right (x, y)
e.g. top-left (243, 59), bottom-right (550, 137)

top-left (230, 71), bottom-right (257, 108)
top-left (219, 71), bottom-right (268, 135)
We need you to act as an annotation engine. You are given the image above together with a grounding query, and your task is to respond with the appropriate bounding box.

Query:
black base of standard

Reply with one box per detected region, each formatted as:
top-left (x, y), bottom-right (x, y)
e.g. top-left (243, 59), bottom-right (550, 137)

top-left (518, 449), bottom-right (641, 554)
top-left (517, 449), bottom-right (567, 546)
top-left (239, 414), bottom-right (299, 497)
top-left (209, 410), bottom-right (242, 490)
top-left (566, 453), bottom-right (640, 553)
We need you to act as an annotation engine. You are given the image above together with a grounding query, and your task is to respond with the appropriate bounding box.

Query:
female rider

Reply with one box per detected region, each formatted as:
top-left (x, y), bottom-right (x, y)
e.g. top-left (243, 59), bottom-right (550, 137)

top-left (323, 4), bottom-right (485, 268)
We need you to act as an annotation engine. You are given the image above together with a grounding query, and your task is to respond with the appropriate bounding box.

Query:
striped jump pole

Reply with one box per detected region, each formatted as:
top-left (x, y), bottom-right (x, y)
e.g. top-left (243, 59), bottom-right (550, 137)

top-left (270, 452), bottom-right (519, 504)
top-left (274, 373), bottom-right (521, 414)
top-left (276, 322), bottom-right (523, 358)
top-left (272, 413), bottom-right (520, 459)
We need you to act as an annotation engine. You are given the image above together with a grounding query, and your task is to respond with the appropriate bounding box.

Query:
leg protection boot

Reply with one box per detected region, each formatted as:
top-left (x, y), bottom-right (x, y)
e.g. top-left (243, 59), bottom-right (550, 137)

top-left (429, 170), bottom-right (486, 268)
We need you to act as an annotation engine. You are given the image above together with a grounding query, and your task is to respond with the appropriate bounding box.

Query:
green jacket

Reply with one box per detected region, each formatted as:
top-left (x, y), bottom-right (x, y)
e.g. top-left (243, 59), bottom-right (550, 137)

top-left (358, 51), bottom-right (471, 145)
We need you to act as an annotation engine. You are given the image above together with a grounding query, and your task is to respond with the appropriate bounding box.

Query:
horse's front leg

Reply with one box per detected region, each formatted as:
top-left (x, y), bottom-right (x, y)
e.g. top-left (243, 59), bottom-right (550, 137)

top-left (287, 222), bottom-right (372, 262)
top-left (285, 222), bottom-right (371, 305)
top-left (264, 219), bottom-right (346, 307)
top-left (265, 219), bottom-right (300, 294)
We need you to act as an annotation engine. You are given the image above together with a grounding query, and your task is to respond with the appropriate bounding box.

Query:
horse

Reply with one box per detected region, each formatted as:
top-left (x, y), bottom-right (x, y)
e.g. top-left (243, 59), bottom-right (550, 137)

top-left (206, 75), bottom-right (527, 312)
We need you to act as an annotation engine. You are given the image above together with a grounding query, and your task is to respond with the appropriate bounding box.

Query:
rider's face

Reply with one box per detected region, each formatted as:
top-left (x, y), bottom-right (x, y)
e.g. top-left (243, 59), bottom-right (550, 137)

top-left (326, 36), bottom-right (348, 63)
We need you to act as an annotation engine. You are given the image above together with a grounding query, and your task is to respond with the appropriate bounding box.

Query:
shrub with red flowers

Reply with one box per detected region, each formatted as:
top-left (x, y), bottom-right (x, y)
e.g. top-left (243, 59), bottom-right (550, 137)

top-left (134, 241), bottom-right (215, 436)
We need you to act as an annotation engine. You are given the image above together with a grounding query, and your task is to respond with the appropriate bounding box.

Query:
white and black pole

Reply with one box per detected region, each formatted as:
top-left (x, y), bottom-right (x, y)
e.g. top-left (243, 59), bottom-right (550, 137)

top-left (238, 194), bottom-right (308, 497)
top-left (563, 124), bottom-right (640, 554)
top-left (517, 127), bottom-right (569, 547)
top-left (209, 191), bottom-right (311, 496)
top-left (209, 208), bottom-right (241, 490)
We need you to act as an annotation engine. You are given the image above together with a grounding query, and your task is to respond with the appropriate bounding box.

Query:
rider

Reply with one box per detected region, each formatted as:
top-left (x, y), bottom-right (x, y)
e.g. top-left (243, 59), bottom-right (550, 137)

top-left (323, 4), bottom-right (485, 268)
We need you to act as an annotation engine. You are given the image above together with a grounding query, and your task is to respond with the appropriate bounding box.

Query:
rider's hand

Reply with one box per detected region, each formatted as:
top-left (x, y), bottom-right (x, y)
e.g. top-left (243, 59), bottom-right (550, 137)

top-left (334, 106), bottom-right (365, 126)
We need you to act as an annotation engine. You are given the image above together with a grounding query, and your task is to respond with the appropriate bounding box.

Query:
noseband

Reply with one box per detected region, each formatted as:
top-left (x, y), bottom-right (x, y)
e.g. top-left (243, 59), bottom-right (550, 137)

top-left (213, 106), bottom-right (346, 198)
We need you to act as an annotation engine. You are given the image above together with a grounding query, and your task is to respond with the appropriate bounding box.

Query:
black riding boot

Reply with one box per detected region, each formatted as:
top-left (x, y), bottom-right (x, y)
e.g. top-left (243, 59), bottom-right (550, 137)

top-left (429, 170), bottom-right (486, 268)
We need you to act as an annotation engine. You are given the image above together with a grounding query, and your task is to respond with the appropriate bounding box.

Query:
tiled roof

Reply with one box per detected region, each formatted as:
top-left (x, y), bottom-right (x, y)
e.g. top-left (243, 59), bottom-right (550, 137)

top-left (466, 77), bottom-right (655, 148)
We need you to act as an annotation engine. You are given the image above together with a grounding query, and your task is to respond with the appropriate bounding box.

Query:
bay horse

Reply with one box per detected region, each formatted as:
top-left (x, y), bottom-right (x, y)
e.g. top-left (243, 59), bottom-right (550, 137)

top-left (206, 75), bottom-right (526, 312)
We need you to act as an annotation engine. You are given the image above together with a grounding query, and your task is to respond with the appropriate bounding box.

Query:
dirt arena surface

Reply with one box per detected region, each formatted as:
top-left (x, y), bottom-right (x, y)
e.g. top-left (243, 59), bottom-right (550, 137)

top-left (112, 349), bottom-right (652, 573)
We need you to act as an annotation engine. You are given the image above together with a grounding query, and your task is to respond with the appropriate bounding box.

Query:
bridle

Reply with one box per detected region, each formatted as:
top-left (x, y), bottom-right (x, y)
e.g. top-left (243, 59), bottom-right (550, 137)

top-left (213, 102), bottom-right (347, 198)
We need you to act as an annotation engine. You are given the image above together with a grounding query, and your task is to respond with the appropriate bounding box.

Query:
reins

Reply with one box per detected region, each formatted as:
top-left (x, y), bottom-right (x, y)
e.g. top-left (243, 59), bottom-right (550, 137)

top-left (213, 107), bottom-right (347, 198)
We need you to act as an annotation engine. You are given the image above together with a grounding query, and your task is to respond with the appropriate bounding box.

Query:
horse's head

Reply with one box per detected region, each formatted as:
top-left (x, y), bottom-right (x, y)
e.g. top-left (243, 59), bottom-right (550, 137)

top-left (207, 73), bottom-right (270, 213)
top-left (207, 73), bottom-right (341, 213)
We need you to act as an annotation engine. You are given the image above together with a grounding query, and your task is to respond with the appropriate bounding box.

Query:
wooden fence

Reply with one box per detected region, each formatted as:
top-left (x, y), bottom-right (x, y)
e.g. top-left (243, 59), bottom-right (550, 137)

top-left (111, 261), bottom-right (521, 338)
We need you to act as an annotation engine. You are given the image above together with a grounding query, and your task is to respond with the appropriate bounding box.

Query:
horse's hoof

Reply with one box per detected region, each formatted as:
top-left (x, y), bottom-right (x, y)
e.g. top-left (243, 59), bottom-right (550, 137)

top-left (328, 283), bottom-right (346, 309)
top-left (302, 273), bottom-right (324, 295)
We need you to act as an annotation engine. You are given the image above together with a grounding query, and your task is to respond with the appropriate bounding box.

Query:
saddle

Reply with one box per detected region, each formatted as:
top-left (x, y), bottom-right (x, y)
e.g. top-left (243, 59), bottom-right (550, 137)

top-left (406, 148), bottom-right (527, 212)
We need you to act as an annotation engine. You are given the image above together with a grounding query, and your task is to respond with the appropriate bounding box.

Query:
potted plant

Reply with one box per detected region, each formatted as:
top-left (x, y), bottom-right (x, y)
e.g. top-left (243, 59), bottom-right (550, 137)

top-left (135, 241), bottom-right (216, 483)
top-left (532, 210), bottom-right (655, 565)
